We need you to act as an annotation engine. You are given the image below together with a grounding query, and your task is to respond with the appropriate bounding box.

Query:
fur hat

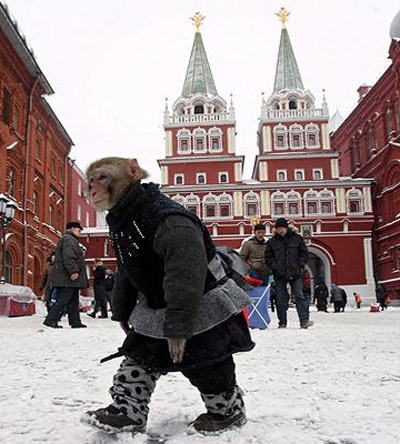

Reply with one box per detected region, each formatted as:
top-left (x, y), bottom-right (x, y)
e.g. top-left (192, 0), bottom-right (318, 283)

top-left (275, 218), bottom-right (288, 228)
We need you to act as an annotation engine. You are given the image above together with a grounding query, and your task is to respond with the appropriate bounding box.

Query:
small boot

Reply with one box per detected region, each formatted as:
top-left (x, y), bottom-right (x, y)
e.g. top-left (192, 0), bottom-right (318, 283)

top-left (192, 412), bottom-right (246, 433)
top-left (300, 319), bottom-right (314, 329)
top-left (82, 405), bottom-right (146, 434)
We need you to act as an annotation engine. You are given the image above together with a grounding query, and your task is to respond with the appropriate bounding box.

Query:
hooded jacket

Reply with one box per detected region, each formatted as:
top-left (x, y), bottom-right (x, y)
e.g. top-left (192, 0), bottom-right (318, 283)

top-left (264, 227), bottom-right (308, 281)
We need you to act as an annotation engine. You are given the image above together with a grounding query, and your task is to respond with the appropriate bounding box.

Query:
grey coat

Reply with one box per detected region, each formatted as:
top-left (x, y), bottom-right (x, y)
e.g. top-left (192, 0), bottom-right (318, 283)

top-left (49, 231), bottom-right (88, 289)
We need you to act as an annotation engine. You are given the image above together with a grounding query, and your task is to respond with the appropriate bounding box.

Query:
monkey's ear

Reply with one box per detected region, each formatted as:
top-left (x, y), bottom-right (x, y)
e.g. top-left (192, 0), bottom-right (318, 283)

top-left (127, 159), bottom-right (149, 182)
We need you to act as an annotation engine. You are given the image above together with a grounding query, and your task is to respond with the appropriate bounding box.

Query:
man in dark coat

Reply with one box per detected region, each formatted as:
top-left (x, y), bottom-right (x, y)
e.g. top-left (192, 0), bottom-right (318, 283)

top-left (83, 168), bottom-right (254, 435)
top-left (43, 222), bottom-right (88, 329)
top-left (330, 285), bottom-right (344, 312)
top-left (88, 259), bottom-right (108, 318)
top-left (264, 218), bottom-right (310, 328)
top-left (314, 282), bottom-right (329, 312)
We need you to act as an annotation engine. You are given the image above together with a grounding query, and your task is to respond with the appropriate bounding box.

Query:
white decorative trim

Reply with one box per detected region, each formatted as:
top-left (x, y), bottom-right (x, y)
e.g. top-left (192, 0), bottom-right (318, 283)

top-left (174, 173), bottom-right (184, 185)
top-left (295, 169), bottom-right (305, 181)
top-left (219, 172), bottom-right (229, 183)
top-left (196, 172), bottom-right (207, 185)
top-left (276, 169), bottom-right (287, 181)
top-left (313, 168), bottom-right (323, 180)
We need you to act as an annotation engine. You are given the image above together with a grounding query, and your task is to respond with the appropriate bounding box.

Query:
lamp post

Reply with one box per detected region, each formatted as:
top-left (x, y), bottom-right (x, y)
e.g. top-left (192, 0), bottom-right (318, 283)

top-left (0, 193), bottom-right (17, 284)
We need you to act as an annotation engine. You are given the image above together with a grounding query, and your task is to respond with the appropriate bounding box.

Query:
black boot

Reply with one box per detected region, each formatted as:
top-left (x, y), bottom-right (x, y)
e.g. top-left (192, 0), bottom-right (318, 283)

top-left (191, 412), bottom-right (246, 433)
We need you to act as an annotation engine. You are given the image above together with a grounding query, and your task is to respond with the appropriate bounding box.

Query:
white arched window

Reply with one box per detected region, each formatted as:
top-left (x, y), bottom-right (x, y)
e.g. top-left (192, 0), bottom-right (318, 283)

top-left (273, 124), bottom-right (288, 150)
top-left (305, 123), bottom-right (320, 149)
top-left (289, 124), bottom-right (303, 149)
top-left (208, 127), bottom-right (223, 152)
top-left (203, 194), bottom-right (218, 219)
top-left (193, 128), bottom-right (207, 153)
top-left (287, 191), bottom-right (302, 216)
top-left (320, 189), bottom-right (335, 215)
top-left (304, 190), bottom-right (319, 215)
top-left (172, 194), bottom-right (185, 206)
top-left (244, 192), bottom-right (260, 218)
top-left (185, 194), bottom-right (200, 217)
top-left (218, 193), bottom-right (233, 218)
top-left (177, 129), bottom-right (191, 154)
top-left (271, 191), bottom-right (286, 217)
top-left (346, 188), bottom-right (363, 214)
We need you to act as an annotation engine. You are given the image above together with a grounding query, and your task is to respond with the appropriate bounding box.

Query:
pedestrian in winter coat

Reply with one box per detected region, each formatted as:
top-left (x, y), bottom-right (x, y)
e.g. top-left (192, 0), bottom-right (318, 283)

top-left (240, 223), bottom-right (269, 285)
top-left (330, 285), bottom-right (344, 312)
top-left (340, 287), bottom-right (348, 312)
top-left (39, 252), bottom-right (56, 311)
top-left (43, 222), bottom-right (88, 329)
top-left (264, 218), bottom-right (311, 329)
top-left (376, 284), bottom-right (388, 310)
top-left (104, 268), bottom-right (115, 311)
top-left (88, 259), bottom-right (108, 318)
top-left (354, 292), bottom-right (362, 309)
top-left (83, 157), bottom-right (255, 435)
top-left (313, 282), bottom-right (329, 312)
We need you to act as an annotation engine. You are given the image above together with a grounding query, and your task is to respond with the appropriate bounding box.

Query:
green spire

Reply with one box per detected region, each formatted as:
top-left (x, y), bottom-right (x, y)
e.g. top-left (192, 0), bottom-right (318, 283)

top-left (273, 28), bottom-right (304, 92)
top-left (181, 32), bottom-right (218, 98)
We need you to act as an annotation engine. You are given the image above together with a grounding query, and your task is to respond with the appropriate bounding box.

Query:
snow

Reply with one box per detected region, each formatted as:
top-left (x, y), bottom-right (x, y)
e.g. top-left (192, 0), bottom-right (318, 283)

top-left (0, 303), bottom-right (399, 444)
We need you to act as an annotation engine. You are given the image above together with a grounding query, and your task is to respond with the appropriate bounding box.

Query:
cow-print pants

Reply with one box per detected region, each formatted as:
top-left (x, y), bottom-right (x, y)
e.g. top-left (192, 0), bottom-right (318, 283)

top-left (109, 355), bottom-right (245, 425)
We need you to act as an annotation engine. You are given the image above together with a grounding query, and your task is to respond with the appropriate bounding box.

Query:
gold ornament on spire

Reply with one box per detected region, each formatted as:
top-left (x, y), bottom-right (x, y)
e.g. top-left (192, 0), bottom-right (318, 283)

top-left (190, 11), bottom-right (205, 33)
top-left (275, 7), bottom-right (290, 29)
top-left (250, 216), bottom-right (261, 227)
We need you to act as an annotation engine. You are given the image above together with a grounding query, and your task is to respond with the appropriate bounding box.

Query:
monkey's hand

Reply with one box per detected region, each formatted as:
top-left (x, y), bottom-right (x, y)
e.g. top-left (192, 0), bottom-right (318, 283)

top-left (167, 338), bottom-right (187, 364)
top-left (70, 273), bottom-right (79, 281)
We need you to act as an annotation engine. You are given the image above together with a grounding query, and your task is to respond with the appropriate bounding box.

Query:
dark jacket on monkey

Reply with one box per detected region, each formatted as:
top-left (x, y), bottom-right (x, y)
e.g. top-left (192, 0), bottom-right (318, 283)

top-left (106, 182), bottom-right (254, 372)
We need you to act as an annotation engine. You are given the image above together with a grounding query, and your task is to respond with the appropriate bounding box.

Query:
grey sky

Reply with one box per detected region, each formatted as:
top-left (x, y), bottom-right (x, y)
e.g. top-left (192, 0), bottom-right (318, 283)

top-left (5, 0), bottom-right (400, 180)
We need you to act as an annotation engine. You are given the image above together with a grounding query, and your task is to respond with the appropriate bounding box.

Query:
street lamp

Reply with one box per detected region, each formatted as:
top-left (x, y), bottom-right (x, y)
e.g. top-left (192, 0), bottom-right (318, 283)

top-left (0, 193), bottom-right (17, 284)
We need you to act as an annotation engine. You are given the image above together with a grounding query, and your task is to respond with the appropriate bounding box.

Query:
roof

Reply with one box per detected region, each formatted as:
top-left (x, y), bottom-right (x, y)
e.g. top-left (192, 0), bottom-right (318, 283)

top-left (181, 31), bottom-right (218, 98)
top-left (273, 28), bottom-right (304, 93)
top-left (41, 98), bottom-right (74, 146)
top-left (0, 2), bottom-right (53, 94)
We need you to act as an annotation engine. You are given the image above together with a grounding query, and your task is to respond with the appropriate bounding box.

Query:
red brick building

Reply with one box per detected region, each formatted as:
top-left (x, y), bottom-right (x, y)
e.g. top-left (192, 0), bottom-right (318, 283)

top-left (0, 3), bottom-right (97, 294)
top-left (331, 11), bottom-right (400, 301)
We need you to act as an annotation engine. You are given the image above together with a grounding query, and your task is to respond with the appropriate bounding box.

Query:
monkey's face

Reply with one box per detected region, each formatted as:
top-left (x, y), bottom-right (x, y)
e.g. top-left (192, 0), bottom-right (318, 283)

top-left (88, 167), bottom-right (115, 211)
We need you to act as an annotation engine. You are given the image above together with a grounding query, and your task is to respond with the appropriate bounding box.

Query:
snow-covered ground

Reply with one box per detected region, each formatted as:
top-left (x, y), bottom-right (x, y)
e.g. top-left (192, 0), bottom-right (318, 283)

top-left (0, 303), bottom-right (399, 444)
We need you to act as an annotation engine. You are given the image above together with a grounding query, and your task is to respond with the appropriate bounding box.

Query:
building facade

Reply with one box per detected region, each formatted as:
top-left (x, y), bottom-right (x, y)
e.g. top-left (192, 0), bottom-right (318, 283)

top-left (158, 11), bottom-right (376, 301)
top-left (331, 13), bottom-right (400, 301)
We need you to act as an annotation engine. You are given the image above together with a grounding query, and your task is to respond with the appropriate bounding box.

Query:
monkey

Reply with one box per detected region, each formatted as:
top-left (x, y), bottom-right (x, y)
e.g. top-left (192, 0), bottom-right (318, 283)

top-left (83, 157), bottom-right (254, 435)
top-left (87, 157), bottom-right (148, 211)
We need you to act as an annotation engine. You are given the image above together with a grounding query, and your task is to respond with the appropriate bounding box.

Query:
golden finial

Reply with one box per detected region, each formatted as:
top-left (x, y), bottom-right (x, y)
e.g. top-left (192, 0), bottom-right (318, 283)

top-left (250, 216), bottom-right (261, 227)
top-left (190, 11), bottom-right (205, 33)
top-left (275, 7), bottom-right (290, 29)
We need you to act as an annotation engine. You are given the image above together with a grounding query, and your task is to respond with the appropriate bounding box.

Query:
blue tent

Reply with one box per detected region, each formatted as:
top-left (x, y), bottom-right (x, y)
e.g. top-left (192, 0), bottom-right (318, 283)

top-left (247, 285), bottom-right (271, 330)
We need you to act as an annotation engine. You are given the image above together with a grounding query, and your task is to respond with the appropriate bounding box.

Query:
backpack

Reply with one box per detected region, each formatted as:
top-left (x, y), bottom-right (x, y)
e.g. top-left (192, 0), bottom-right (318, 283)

top-left (215, 245), bottom-right (252, 291)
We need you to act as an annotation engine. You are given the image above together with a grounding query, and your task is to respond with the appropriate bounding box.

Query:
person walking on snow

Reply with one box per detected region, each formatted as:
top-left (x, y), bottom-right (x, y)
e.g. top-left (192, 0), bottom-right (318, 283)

top-left (330, 284), bottom-right (344, 313)
top-left (43, 222), bottom-right (88, 329)
top-left (88, 259), bottom-right (108, 318)
top-left (313, 281), bottom-right (329, 312)
top-left (354, 292), bottom-right (362, 309)
top-left (264, 218), bottom-right (311, 329)
top-left (239, 223), bottom-right (269, 285)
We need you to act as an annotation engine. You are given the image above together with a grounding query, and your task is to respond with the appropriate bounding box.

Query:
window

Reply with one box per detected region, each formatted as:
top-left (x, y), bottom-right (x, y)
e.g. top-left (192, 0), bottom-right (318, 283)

top-left (35, 140), bottom-right (41, 160)
top-left (86, 212), bottom-right (90, 227)
top-left (194, 104), bottom-right (204, 114)
top-left (49, 204), bottom-right (54, 227)
top-left (12, 105), bottom-right (19, 130)
top-left (174, 174), bottom-right (184, 185)
top-left (321, 202), bottom-right (332, 213)
top-left (304, 191), bottom-right (319, 215)
top-left (277, 170), bottom-right (287, 181)
top-left (57, 211), bottom-right (62, 231)
top-left (193, 128), bottom-right (207, 153)
top-left (313, 169), bottom-right (323, 180)
top-left (305, 124), bottom-right (320, 149)
top-left (187, 205), bottom-right (198, 215)
top-left (218, 194), bottom-right (233, 218)
top-left (219, 172), bottom-right (228, 183)
top-left (295, 170), bottom-right (304, 181)
top-left (59, 166), bottom-right (64, 182)
top-left (2, 87), bottom-right (11, 124)
top-left (386, 107), bottom-right (392, 139)
top-left (4, 251), bottom-right (13, 284)
top-left (177, 129), bottom-right (191, 154)
top-left (271, 192), bottom-right (286, 216)
top-left (209, 127), bottom-right (222, 152)
top-left (320, 190), bottom-right (335, 214)
top-left (50, 157), bottom-right (56, 176)
top-left (203, 195), bottom-right (218, 219)
top-left (78, 180), bottom-right (82, 196)
top-left (307, 202), bottom-right (318, 214)
top-left (77, 204), bottom-right (82, 221)
top-left (172, 195), bottom-right (185, 206)
top-left (288, 99), bottom-right (297, 110)
top-left (351, 142), bottom-right (361, 171)
top-left (185, 194), bottom-right (200, 216)
top-left (33, 191), bottom-right (39, 214)
top-left (244, 192), bottom-right (260, 218)
top-left (290, 124), bottom-right (303, 149)
top-left (274, 125), bottom-right (288, 150)
top-left (287, 191), bottom-right (302, 216)
top-left (196, 173), bottom-right (206, 184)
top-left (347, 189), bottom-right (363, 214)
top-left (7, 168), bottom-right (16, 197)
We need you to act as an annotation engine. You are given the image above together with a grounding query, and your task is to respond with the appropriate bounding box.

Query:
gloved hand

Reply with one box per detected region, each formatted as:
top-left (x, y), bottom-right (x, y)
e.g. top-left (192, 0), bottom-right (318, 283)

top-left (167, 338), bottom-right (187, 364)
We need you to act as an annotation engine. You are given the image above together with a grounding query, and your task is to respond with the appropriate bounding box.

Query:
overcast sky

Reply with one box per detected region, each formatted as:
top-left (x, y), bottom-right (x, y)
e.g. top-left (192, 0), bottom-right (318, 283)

top-left (5, 0), bottom-right (400, 180)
